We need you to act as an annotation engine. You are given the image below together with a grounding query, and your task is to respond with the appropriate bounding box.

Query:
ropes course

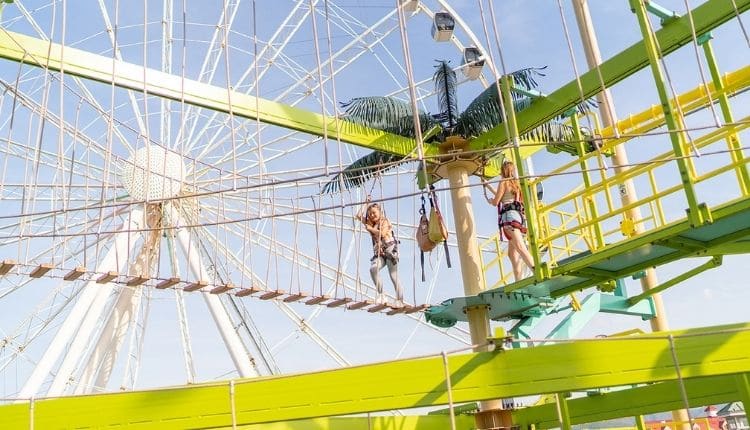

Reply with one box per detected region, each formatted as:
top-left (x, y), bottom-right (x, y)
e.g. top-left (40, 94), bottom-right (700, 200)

top-left (0, 0), bottom-right (749, 429)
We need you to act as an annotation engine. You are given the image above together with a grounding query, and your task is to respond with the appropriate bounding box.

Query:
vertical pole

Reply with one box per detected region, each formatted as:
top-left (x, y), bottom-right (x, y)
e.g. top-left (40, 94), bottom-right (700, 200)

top-left (446, 161), bottom-right (503, 419)
top-left (630, 0), bottom-right (707, 227)
top-left (700, 36), bottom-right (750, 196)
top-left (570, 1), bottom-right (690, 428)
top-left (570, 113), bottom-right (604, 249)
top-left (29, 397), bottom-right (34, 430)
top-left (635, 415), bottom-right (647, 430)
top-left (500, 75), bottom-right (545, 280)
top-left (555, 393), bottom-right (573, 430)
top-left (736, 373), bottom-right (750, 413)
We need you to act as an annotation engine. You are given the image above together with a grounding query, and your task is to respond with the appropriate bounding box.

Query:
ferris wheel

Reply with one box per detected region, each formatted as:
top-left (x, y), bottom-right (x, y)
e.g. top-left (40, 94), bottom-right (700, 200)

top-left (0, 0), bottom-right (504, 399)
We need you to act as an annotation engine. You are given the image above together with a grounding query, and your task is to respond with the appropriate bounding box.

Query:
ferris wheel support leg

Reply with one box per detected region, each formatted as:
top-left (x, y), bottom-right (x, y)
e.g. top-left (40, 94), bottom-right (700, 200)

top-left (172, 210), bottom-right (257, 378)
top-left (72, 284), bottom-right (142, 394)
top-left (17, 209), bottom-right (145, 400)
top-left (74, 209), bottom-right (162, 394)
top-left (45, 210), bottom-right (147, 397)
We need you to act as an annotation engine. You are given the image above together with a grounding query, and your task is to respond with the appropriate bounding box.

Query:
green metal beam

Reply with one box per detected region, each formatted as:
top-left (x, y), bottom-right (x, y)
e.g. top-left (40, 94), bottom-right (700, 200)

top-left (469, 0), bottom-right (750, 152)
top-left (2, 322), bottom-right (750, 429)
top-left (627, 256), bottom-right (722, 306)
top-left (0, 30), bottom-right (415, 156)
top-left (513, 373), bottom-right (747, 429)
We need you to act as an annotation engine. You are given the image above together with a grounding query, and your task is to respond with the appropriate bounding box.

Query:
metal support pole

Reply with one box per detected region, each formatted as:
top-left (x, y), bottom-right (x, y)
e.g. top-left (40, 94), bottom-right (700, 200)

top-left (700, 37), bottom-right (750, 196)
top-left (571, 0), bottom-right (668, 332)
top-left (571, 1), bottom-right (690, 427)
top-left (555, 393), bottom-right (572, 430)
top-left (636, 415), bottom-right (647, 430)
top-left (570, 113), bottom-right (604, 249)
top-left (500, 75), bottom-right (546, 280)
top-left (627, 256), bottom-right (722, 305)
top-left (736, 373), bottom-right (750, 414)
top-left (445, 161), bottom-right (503, 418)
top-left (630, 0), bottom-right (708, 227)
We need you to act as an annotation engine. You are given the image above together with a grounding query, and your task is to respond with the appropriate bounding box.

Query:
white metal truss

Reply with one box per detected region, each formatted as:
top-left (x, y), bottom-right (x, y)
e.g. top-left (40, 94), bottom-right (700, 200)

top-left (18, 208), bottom-right (144, 399)
top-left (170, 204), bottom-right (258, 378)
top-left (73, 206), bottom-right (161, 394)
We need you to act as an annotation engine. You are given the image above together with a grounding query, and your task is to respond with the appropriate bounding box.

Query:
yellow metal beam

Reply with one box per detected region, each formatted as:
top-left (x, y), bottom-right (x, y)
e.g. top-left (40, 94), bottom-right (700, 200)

top-left (3, 323), bottom-right (750, 429)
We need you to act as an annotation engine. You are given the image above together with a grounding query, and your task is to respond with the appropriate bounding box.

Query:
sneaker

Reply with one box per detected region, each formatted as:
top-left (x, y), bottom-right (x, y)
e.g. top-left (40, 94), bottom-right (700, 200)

top-left (393, 299), bottom-right (404, 308)
top-left (375, 293), bottom-right (386, 304)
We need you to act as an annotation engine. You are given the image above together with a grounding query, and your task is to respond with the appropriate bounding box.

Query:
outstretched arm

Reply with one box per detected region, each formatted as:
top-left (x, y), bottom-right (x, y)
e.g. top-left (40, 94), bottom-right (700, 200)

top-left (355, 195), bottom-right (371, 225)
top-left (484, 179), bottom-right (505, 206)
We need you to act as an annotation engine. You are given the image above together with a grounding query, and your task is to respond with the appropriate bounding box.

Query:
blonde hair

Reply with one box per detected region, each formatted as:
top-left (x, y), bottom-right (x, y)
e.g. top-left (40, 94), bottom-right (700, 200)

top-left (502, 161), bottom-right (520, 195)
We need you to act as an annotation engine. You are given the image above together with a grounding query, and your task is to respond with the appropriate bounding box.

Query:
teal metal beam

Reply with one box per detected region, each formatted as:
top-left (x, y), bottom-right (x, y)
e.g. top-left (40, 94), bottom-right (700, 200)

top-left (644, 1), bottom-right (680, 25)
top-left (2, 323), bottom-right (750, 429)
top-left (513, 374), bottom-right (747, 429)
top-left (0, 30), bottom-right (416, 156)
top-left (470, 0), bottom-right (750, 152)
top-left (536, 293), bottom-right (654, 341)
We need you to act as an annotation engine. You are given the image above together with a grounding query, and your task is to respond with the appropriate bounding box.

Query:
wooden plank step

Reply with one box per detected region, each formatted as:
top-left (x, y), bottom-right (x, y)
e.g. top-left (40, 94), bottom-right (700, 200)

top-left (386, 305), bottom-right (407, 316)
top-left (126, 275), bottom-right (149, 286)
top-left (0, 260), bottom-right (17, 276)
top-left (211, 283), bottom-right (235, 294)
top-left (283, 292), bottom-right (308, 303)
top-left (96, 271), bottom-right (118, 284)
top-left (305, 295), bottom-right (330, 305)
top-left (155, 277), bottom-right (180, 289)
top-left (347, 300), bottom-right (373, 310)
top-left (367, 303), bottom-right (389, 313)
top-left (63, 266), bottom-right (86, 281)
top-left (184, 280), bottom-right (208, 292)
top-left (326, 297), bottom-right (352, 308)
top-left (29, 263), bottom-right (54, 278)
top-left (404, 304), bottom-right (429, 314)
top-left (259, 290), bottom-right (285, 300)
top-left (234, 286), bottom-right (261, 297)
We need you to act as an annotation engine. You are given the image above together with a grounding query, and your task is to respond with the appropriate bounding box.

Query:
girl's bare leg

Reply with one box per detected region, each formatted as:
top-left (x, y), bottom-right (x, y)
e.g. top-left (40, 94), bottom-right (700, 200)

top-left (508, 245), bottom-right (524, 281)
top-left (508, 228), bottom-right (535, 270)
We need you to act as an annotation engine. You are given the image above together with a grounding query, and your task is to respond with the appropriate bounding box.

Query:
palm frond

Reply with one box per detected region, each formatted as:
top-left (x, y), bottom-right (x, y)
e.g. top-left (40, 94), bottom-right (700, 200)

top-left (433, 60), bottom-right (459, 130)
top-left (321, 150), bottom-right (407, 194)
top-left (509, 66), bottom-right (547, 91)
top-left (340, 96), bottom-right (437, 138)
top-left (455, 90), bottom-right (534, 138)
top-left (455, 66), bottom-right (596, 138)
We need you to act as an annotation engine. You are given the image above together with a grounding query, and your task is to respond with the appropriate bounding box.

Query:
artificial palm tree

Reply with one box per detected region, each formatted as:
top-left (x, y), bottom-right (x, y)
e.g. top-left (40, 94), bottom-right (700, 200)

top-left (322, 60), bottom-right (591, 193)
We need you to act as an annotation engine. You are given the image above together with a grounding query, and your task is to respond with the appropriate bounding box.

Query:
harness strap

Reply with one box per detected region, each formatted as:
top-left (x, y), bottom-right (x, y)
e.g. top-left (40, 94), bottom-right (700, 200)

top-left (430, 186), bottom-right (452, 269)
top-left (420, 195), bottom-right (426, 282)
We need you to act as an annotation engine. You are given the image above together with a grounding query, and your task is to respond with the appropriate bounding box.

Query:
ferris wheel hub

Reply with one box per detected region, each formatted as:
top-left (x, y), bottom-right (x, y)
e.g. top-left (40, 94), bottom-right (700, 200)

top-left (120, 146), bottom-right (186, 201)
